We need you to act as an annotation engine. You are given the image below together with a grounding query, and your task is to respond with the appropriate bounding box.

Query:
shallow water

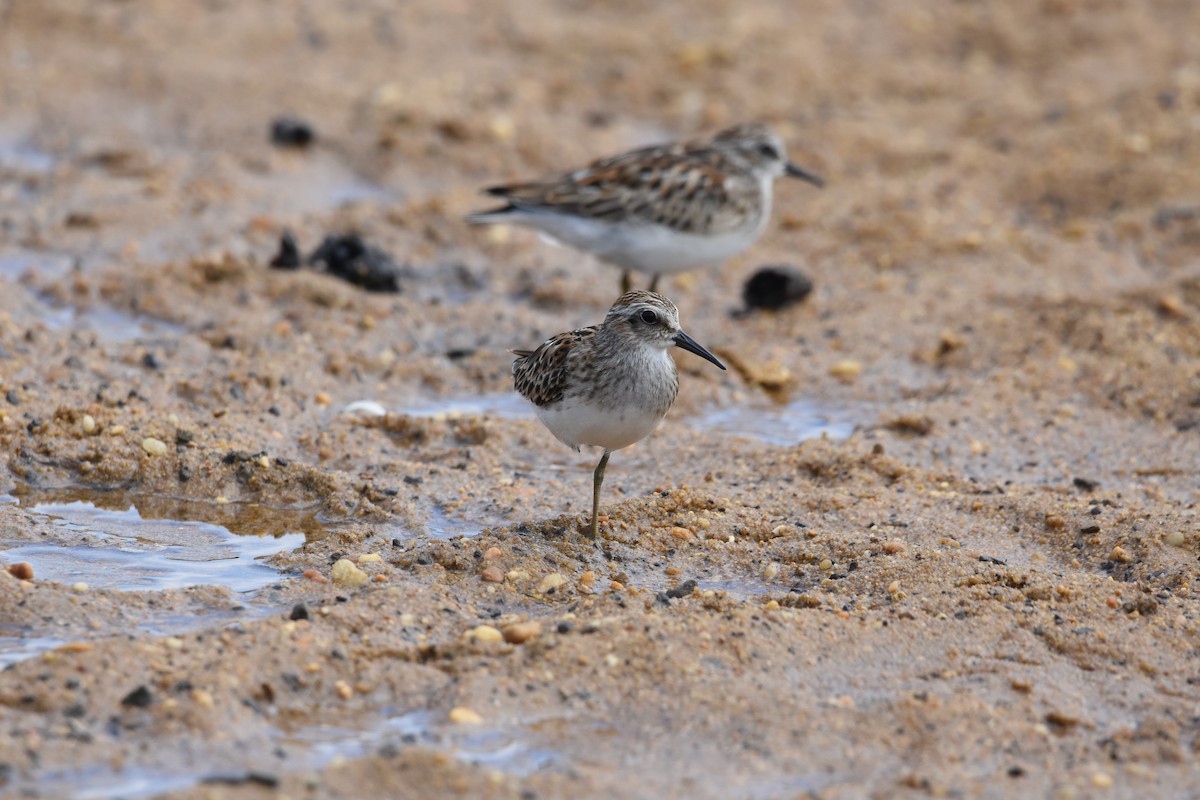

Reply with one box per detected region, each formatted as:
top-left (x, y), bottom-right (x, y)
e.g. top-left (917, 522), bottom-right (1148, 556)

top-left (697, 401), bottom-right (855, 446)
top-left (1, 498), bottom-right (305, 593)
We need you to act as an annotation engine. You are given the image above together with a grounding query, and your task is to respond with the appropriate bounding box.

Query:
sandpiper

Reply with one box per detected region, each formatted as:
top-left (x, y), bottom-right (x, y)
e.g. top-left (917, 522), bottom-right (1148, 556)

top-left (469, 123), bottom-right (823, 293)
top-left (511, 291), bottom-right (726, 538)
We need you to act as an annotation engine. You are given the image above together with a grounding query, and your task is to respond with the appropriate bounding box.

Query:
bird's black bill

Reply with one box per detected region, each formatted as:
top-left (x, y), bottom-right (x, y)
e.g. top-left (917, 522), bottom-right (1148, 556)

top-left (674, 331), bottom-right (727, 370)
top-left (785, 162), bottom-right (824, 188)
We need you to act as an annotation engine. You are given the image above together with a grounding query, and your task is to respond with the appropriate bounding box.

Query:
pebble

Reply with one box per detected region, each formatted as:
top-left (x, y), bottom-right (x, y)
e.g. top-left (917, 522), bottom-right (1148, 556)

top-left (302, 568), bottom-right (328, 584)
top-left (610, 580), bottom-right (624, 591)
top-left (578, 571), bottom-right (596, 586)
top-left (1091, 772), bottom-right (1113, 789)
top-left (71, 582), bottom-right (88, 593)
top-left (164, 637), bottom-right (184, 650)
top-left (449, 706), bottom-right (483, 725)
top-left (331, 558), bottom-right (369, 588)
top-left (1165, 531), bottom-right (1185, 547)
top-left (742, 265), bottom-right (814, 311)
top-left (141, 437), bottom-right (168, 455)
top-left (108, 425), bottom-right (125, 436)
top-left (882, 540), bottom-right (907, 554)
top-left (7, 562), bottom-right (33, 580)
top-left (81, 414), bottom-right (97, 434)
top-left (887, 580), bottom-right (902, 595)
top-left (829, 360), bottom-right (862, 382)
top-left (1109, 545), bottom-right (1131, 563)
top-left (818, 559), bottom-right (833, 571)
top-left (670, 526), bottom-right (694, 540)
top-left (334, 680), bottom-right (354, 700)
top-left (481, 566), bottom-right (504, 583)
top-left (192, 688), bottom-right (214, 708)
top-left (357, 553), bottom-right (382, 564)
top-left (465, 625), bottom-right (503, 644)
top-left (763, 562), bottom-right (781, 580)
top-left (484, 546), bottom-right (502, 559)
top-left (502, 621), bottom-right (542, 644)
top-left (538, 573), bottom-right (568, 594)
top-left (314, 392), bottom-right (332, 407)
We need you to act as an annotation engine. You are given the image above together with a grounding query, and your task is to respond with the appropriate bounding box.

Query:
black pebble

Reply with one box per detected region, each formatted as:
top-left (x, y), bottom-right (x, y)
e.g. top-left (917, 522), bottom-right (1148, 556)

top-left (665, 579), bottom-right (698, 600)
top-left (742, 265), bottom-right (814, 311)
top-left (269, 117), bottom-right (315, 148)
top-left (141, 352), bottom-right (160, 371)
top-left (269, 231), bottom-right (302, 270)
top-left (120, 685), bottom-right (153, 708)
top-left (5, 389), bottom-right (19, 405)
top-left (1072, 477), bottom-right (1100, 491)
top-left (307, 234), bottom-right (401, 293)
top-left (289, 604), bottom-right (309, 621)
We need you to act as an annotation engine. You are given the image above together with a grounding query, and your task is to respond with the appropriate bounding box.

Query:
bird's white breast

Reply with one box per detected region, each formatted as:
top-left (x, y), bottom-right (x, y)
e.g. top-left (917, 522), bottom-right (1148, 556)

top-left (533, 398), bottom-right (667, 452)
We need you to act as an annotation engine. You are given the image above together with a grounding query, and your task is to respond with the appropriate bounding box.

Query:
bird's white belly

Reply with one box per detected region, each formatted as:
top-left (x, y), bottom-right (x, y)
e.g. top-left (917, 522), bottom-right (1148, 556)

top-left (521, 213), bottom-right (761, 274)
top-left (534, 401), bottom-right (665, 452)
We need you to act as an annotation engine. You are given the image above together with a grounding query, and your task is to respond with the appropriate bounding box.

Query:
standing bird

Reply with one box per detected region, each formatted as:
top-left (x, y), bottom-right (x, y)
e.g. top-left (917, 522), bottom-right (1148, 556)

top-left (469, 123), bottom-right (823, 293)
top-left (512, 291), bottom-right (726, 538)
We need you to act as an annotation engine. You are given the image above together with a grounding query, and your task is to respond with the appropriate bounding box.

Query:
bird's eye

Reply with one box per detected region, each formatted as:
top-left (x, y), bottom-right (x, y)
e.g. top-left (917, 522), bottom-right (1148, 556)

top-left (639, 309), bottom-right (658, 324)
top-left (757, 143), bottom-right (779, 160)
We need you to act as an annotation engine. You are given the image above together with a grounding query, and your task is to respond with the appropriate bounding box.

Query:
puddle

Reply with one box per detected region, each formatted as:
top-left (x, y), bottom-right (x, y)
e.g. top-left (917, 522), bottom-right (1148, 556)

top-left (698, 401), bottom-right (854, 446)
top-left (0, 139), bottom-right (56, 174)
top-left (424, 506), bottom-right (486, 540)
top-left (21, 708), bottom-right (562, 799)
top-left (348, 394), bottom-right (535, 420)
top-left (0, 633), bottom-right (68, 670)
top-left (0, 497), bottom-right (306, 592)
top-left (278, 708), bottom-right (561, 778)
top-left (0, 249), bottom-right (75, 282)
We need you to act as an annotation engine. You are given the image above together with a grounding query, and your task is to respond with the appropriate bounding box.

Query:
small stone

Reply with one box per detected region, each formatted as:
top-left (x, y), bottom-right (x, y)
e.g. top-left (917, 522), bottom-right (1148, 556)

top-left (670, 526), bottom-right (694, 540)
top-left (1109, 545), bottom-right (1131, 563)
top-left (579, 571), bottom-right (596, 586)
top-left (763, 562), bottom-right (781, 580)
top-left (1165, 531), bottom-right (1185, 547)
top-left (270, 116), bottom-right (315, 148)
top-left (502, 621), bottom-right (542, 644)
top-left (609, 580), bottom-right (624, 591)
top-left (481, 566), bottom-right (504, 583)
top-left (465, 625), bottom-right (503, 644)
top-left (7, 562), bottom-right (33, 580)
top-left (538, 573), bottom-right (568, 594)
top-left (882, 540), bottom-right (907, 554)
top-left (887, 580), bottom-right (901, 594)
top-left (81, 414), bottom-right (97, 434)
top-left (742, 265), bottom-right (814, 311)
top-left (1044, 513), bottom-right (1065, 530)
top-left (449, 706), bottom-right (483, 725)
top-left (289, 604), bottom-right (309, 621)
top-left (818, 559), bottom-right (833, 571)
top-left (357, 553), bottom-right (382, 564)
top-left (334, 680), bottom-right (354, 700)
top-left (192, 688), bottom-right (214, 708)
top-left (302, 568), bottom-right (328, 583)
top-left (108, 425), bottom-right (125, 436)
top-left (484, 546), bottom-right (502, 559)
top-left (71, 582), bottom-right (88, 593)
top-left (121, 685), bottom-right (153, 708)
top-left (164, 637), bottom-right (184, 650)
top-left (141, 437), bottom-right (168, 456)
top-left (314, 392), bottom-right (332, 407)
top-left (331, 558), bottom-right (369, 588)
top-left (372, 573), bottom-right (388, 583)
top-left (829, 360), bottom-right (862, 382)
top-left (269, 230), bottom-right (302, 270)
top-left (763, 599), bottom-right (780, 610)
top-left (1091, 772), bottom-right (1114, 789)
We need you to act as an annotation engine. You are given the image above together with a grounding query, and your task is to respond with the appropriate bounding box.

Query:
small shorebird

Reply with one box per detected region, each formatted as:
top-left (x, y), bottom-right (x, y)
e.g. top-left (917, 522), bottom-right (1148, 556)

top-left (512, 291), bottom-right (726, 538)
top-left (469, 123), bottom-right (823, 293)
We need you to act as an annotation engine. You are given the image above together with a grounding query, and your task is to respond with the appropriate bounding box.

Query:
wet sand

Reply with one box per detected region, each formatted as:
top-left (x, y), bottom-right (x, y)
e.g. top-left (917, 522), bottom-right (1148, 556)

top-left (1, 1), bottom-right (1199, 797)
